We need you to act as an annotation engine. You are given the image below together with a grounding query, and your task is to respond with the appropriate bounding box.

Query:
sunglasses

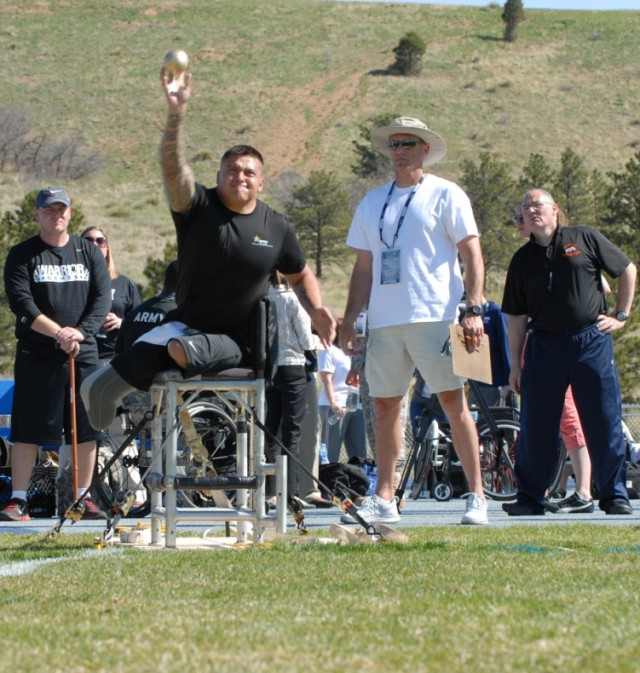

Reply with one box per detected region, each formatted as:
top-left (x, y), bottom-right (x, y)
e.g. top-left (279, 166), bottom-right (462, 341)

top-left (521, 200), bottom-right (554, 211)
top-left (84, 236), bottom-right (108, 248)
top-left (387, 139), bottom-right (424, 150)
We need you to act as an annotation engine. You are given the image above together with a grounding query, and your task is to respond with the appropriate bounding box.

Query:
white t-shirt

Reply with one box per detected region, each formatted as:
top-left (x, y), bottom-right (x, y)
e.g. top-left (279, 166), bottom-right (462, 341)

top-left (346, 173), bottom-right (478, 329)
top-left (268, 286), bottom-right (314, 367)
top-left (318, 344), bottom-right (360, 408)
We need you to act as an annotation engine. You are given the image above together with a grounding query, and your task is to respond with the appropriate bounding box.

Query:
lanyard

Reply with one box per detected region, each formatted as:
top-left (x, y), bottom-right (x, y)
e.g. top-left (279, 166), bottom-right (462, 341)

top-left (378, 176), bottom-right (424, 250)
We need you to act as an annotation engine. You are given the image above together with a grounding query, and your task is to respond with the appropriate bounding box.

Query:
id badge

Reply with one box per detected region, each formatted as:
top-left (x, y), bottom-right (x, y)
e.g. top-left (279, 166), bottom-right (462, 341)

top-left (356, 310), bottom-right (368, 338)
top-left (381, 248), bottom-right (401, 285)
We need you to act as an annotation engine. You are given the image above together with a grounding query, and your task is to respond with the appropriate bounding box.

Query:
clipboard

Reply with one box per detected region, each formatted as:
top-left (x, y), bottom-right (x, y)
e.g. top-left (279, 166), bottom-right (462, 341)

top-left (448, 325), bottom-right (493, 385)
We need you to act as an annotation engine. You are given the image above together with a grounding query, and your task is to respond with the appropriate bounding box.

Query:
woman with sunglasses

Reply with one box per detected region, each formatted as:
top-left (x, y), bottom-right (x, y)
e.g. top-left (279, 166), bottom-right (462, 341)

top-left (80, 226), bottom-right (143, 502)
top-left (80, 227), bottom-right (141, 364)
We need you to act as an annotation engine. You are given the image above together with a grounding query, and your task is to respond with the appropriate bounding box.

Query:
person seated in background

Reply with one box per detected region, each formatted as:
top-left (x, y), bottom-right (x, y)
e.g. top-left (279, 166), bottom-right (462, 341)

top-left (112, 259), bottom-right (180, 428)
top-left (115, 260), bottom-right (179, 354)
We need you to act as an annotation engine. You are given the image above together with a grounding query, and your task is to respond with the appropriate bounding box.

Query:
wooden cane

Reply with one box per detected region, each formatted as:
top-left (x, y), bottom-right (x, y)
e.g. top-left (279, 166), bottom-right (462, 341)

top-left (68, 353), bottom-right (79, 502)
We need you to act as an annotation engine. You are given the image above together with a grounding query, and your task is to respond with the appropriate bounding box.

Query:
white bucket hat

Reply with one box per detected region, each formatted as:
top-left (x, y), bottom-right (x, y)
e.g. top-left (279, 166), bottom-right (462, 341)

top-left (371, 116), bottom-right (447, 167)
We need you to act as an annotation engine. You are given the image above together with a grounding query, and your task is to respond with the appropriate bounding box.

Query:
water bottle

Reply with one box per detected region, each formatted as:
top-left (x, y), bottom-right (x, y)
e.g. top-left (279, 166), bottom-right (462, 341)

top-left (366, 465), bottom-right (378, 496)
top-left (328, 412), bottom-right (339, 426)
top-left (319, 442), bottom-right (329, 465)
top-left (345, 386), bottom-right (359, 413)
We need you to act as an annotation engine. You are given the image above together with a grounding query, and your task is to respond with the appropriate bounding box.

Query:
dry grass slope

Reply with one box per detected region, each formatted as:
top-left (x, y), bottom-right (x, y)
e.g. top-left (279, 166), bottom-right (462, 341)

top-left (0, 0), bottom-right (638, 306)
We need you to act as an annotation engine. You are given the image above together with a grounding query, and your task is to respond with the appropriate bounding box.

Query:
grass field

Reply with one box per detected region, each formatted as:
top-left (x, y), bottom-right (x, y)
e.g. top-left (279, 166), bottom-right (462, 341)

top-left (1, 525), bottom-right (640, 672)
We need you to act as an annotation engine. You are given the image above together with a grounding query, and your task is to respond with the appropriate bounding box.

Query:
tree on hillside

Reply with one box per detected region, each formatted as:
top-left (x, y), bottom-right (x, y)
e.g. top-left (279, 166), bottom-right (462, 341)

top-left (351, 113), bottom-right (400, 180)
top-left (502, 0), bottom-right (524, 43)
top-left (459, 152), bottom-right (520, 275)
top-left (390, 32), bottom-right (426, 76)
top-left (601, 152), bottom-right (640, 402)
top-left (518, 153), bottom-right (557, 194)
top-left (141, 241), bottom-right (178, 301)
top-left (604, 151), bottom-right (640, 252)
top-left (0, 191), bottom-right (88, 374)
top-left (553, 147), bottom-right (596, 226)
top-left (588, 169), bottom-right (610, 229)
top-left (286, 170), bottom-right (351, 279)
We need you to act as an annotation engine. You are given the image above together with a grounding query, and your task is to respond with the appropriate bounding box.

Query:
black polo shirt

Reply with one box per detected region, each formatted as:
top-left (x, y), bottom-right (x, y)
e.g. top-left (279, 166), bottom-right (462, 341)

top-left (167, 184), bottom-right (306, 341)
top-left (502, 225), bottom-right (630, 331)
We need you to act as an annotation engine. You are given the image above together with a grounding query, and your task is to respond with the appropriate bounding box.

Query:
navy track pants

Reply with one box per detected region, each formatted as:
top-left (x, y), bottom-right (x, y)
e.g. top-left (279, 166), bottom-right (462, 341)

top-left (516, 324), bottom-right (628, 508)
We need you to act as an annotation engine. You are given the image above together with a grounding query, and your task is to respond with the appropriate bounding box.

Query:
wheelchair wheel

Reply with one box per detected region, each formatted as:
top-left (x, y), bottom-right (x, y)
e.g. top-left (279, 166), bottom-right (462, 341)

top-left (175, 398), bottom-right (237, 508)
top-left (91, 435), bottom-right (144, 516)
top-left (477, 419), bottom-right (520, 501)
top-left (432, 480), bottom-right (453, 502)
top-left (409, 438), bottom-right (436, 500)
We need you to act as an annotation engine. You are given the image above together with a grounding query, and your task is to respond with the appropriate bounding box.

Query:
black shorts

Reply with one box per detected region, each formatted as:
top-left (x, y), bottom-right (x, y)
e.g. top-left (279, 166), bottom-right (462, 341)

top-left (111, 333), bottom-right (248, 391)
top-left (10, 350), bottom-right (100, 446)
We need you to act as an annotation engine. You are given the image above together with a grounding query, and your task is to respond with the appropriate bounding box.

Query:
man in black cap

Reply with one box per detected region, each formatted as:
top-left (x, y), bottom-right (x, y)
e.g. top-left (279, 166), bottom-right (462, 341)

top-left (0, 186), bottom-right (111, 521)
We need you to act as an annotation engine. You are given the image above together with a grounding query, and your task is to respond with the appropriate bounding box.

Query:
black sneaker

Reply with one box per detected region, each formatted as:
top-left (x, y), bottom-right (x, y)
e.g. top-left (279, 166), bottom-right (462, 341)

top-left (502, 501), bottom-right (545, 516)
top-left (553, 492), bottom-right (594, 513)
top-left (81, 497), bottom-right (107, 520)
top-left (0, 498), bottom-right (31, 521)
top-left (601, 498), bottom-right (633, 515)
top-left (544, 497), bottom-right (559, 513)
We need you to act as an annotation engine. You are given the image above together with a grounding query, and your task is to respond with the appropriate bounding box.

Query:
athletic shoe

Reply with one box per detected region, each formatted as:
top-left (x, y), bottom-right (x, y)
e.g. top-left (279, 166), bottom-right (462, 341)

top-left (339, 494), bottom-right (400, 525)
top-left (81, 497), bottom-right (107, 520)
top-left (289, 495), bottom-right (315, 510)
top-left (551, 492), bottom-right (594, 514)
top-left (306, 497), bottom-right (335, 509)
top-left (0, 498), bottom-right (31, 522)
top-left (502, 501), bottom-right (545, 516)
top-left (600, 498), bottom-right (633, 515)
top-left (461, 493), bottom-right (489, 525)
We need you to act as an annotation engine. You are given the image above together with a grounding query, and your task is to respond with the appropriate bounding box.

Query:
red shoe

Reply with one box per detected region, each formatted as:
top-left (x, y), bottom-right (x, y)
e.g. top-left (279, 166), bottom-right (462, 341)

top-left (0, 498), bottom-right (31, 522)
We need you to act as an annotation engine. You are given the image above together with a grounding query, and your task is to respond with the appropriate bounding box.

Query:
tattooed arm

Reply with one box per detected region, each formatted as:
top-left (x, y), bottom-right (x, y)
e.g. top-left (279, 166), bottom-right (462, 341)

top-left (159, 65), bottom-right (196, 214)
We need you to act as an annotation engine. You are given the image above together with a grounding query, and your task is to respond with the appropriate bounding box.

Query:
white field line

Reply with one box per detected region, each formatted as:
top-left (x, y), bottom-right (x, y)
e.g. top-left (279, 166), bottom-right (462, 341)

top-left (0, 547), bottom-right (124, 577)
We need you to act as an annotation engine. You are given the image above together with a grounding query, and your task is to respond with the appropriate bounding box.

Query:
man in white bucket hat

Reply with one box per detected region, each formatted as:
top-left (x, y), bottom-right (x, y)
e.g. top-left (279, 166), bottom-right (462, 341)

top-left (339, 116), bottom-right (489, 526)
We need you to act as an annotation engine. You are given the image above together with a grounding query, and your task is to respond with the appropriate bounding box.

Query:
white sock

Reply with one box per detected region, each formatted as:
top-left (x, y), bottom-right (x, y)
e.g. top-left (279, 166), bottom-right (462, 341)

top-left (12, 490), bottom-right (27, 502)
top-left (78, 487), bottom-right (88, 498)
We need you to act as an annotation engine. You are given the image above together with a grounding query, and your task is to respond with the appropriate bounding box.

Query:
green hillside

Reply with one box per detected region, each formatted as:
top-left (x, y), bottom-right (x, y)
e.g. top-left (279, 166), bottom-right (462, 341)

top-left (1, 0), bottom-right (639, 286)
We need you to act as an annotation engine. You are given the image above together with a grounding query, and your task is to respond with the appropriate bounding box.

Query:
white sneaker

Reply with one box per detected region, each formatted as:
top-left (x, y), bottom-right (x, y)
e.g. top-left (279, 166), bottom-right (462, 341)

top-left (339, 494), bottom-right (400, 525)
top-left (461, 493), bottom-right (488, 525)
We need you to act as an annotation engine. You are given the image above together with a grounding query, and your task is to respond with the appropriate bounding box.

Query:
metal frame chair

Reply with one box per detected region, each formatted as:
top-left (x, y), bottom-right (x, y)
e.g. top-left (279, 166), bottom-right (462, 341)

top-left (148, 298), bottom-right (287, 547)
